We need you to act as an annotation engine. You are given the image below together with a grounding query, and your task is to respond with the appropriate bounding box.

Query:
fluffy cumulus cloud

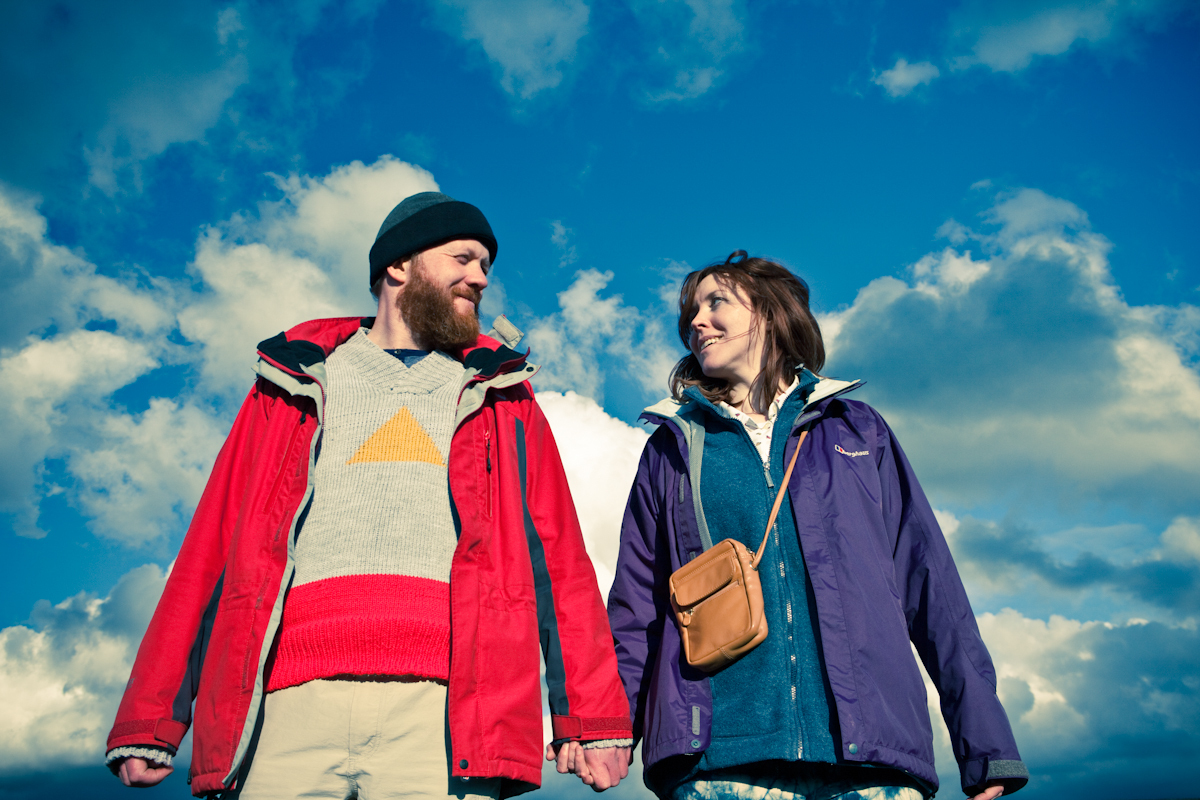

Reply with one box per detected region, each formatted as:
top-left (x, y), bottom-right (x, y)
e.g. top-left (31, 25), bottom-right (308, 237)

top-left (432, 0), bottom-right (591, 99)
top-left (539, 391), bottom-right (649, 596)
top-left (0, 565), bottom-right (167, 771)
top-left (0, 155), bottom-right (433, 541)
top-left (948, 0), bottom-right (1191, 73)
top-left (629, 0), bottom-right (748, 102)
top-left (0, 187), bottom-right (180, 537)
top-left (920, 609), bottom-right (1200, 798)
top-left (524, 268), bottom-right (679, 405)
top-left (68, 400), bottom-right (227, 547)
top-left (873, 58), bottom-right (941, 97)
top-left (821, 187), bottom-right (1200, 517)
top-left (950, 513), bottom-right (1200, 618)
top-left (180, 155), bottom-right (435, 398)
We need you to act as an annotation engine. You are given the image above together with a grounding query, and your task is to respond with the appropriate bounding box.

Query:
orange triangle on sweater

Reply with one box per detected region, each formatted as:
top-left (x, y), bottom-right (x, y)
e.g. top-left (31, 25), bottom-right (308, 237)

top-left (347, 407), bottom-right (445, 466)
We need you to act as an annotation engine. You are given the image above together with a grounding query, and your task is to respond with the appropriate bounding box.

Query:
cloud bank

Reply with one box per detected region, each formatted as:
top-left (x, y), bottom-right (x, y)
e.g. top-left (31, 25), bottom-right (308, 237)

top-left (0, 155), bottom-right (434, 541)
top-left (0, 565), bottom-right (167, 771)
top-left (822, 187), bottom-right (1200, 517)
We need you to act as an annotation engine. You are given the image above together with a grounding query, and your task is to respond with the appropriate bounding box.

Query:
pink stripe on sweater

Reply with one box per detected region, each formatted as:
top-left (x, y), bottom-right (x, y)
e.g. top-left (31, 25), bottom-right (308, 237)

top-left (267, 574), bottom-right (450, 691)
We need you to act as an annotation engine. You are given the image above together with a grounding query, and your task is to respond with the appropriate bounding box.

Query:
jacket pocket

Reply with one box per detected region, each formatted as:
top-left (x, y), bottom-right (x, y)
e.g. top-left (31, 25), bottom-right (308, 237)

top-left (263, 416), bottom-right (305, 513)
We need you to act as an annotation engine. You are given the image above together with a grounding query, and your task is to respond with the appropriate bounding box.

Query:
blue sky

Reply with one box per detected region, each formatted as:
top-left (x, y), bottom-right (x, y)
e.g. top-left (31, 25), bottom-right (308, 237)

top-left (1, 1), bottom-right (1197, 798)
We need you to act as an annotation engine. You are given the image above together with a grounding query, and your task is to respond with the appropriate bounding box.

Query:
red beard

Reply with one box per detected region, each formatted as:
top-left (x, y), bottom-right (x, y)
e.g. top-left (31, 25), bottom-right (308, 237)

top-left (399, 258), bottom-right (482, 351)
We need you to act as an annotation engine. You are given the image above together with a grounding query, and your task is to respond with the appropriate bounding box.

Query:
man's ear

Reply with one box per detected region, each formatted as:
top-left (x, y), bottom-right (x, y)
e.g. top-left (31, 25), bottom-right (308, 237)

top-left (385, 257), bottom-right (413, 288)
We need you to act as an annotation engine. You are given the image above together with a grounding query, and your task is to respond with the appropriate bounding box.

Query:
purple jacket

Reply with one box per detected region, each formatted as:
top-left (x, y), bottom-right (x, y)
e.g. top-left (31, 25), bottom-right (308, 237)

top-left (607, 379), bottom-right (1028, 796)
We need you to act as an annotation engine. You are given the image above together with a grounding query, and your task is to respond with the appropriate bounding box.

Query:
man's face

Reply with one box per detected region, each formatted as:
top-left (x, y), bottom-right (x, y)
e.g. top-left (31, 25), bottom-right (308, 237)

top-left (399, 239), bottom-right (491, 351)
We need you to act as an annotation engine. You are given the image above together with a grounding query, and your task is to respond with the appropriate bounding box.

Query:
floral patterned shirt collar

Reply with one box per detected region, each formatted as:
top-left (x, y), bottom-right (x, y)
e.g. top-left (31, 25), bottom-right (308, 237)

top-left (716, 377), bottom-right (801, 463)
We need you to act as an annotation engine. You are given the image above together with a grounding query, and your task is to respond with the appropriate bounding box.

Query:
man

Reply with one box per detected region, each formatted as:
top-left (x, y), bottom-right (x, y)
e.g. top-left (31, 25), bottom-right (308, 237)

top-left (105, 192), bottom-right (632, 798)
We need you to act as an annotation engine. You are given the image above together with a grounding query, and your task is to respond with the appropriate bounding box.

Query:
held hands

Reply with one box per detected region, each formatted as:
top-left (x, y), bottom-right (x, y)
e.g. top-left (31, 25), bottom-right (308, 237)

top-left (544, 742), bottom-right (631, 791)
top-left (117, 756), bottom-right (174, 787)
top-left (970, 783), bottom-right (1005, 800)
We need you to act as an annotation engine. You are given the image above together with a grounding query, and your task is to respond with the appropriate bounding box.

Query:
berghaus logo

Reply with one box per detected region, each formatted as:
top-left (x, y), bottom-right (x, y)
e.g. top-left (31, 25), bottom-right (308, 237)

top-left (835, 444), bottom-right (869, 457)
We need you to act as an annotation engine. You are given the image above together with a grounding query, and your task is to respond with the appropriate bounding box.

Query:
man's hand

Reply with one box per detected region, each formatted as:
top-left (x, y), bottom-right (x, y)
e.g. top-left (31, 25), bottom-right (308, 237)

top-left (544, 743), bottom-right (631, 791)
top-left (969, 783), bottom-right (1004, 800)
top-left (117, 757), bottom-right (174, 787)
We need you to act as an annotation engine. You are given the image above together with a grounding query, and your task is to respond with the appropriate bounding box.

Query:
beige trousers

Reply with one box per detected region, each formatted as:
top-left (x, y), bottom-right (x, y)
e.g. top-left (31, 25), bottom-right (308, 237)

top-left (232, 678), bottom-right (501, 800)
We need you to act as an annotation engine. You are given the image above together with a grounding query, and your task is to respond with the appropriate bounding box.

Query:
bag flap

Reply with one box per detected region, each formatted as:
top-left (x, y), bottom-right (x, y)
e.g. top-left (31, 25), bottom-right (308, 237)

top-left (671, 544), bottom-right (742, 607)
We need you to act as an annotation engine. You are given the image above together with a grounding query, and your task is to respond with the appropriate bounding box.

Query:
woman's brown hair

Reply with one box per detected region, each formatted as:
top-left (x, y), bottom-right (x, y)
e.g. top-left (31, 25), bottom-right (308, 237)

top-left (669, 250), bottom-right (825, 411)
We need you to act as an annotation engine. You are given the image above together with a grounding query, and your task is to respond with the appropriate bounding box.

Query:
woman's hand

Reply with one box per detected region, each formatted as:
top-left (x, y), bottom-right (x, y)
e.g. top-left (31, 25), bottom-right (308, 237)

top-left (117, 756), bottom-right (174, 787)
top-left (544, 742), bottom-right (631, 791)
top-left (970, 783), bottom-right (1004, 800)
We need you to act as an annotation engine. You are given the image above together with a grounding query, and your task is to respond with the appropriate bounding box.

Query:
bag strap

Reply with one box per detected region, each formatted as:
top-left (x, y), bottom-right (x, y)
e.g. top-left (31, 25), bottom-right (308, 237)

top-left (751, 428), bottom-right (809, 569)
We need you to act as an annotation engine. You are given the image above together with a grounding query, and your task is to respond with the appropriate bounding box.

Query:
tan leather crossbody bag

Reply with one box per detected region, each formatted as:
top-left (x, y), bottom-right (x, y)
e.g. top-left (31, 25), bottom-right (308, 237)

top-left (668, 429), bottom-right (808, 672)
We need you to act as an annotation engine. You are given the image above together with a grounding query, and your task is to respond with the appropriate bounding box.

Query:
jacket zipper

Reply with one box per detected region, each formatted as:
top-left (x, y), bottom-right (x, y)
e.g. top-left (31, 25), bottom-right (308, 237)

top-left (484, 415), bottom-right (493, 517)
top-left (765, 445), bottom-right (804, 761)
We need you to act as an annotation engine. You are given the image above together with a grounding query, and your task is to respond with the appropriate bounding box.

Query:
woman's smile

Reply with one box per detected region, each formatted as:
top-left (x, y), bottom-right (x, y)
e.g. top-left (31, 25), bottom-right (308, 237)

top-left (690, 274), bottom-right (762, 387)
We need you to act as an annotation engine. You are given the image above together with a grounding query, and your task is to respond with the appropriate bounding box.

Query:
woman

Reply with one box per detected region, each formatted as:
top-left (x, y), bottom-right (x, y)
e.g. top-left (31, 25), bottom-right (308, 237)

top-left (607, 252), bottom-right (1027, 800)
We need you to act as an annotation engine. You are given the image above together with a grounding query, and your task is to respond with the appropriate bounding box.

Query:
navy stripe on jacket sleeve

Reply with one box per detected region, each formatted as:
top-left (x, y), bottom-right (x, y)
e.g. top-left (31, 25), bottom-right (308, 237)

top-left (514, 418), bottom-right (571, 722)
top-left (171, 570), bottom-right (224, 726)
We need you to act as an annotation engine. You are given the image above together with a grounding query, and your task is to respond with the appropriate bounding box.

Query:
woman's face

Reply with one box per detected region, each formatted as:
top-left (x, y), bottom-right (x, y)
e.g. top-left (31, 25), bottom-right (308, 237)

top-left (689, 274), bottom-right (764, 389)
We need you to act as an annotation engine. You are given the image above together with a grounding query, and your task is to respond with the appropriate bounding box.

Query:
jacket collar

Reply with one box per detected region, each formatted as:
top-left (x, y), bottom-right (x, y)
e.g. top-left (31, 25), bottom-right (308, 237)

top-left (641, 373), bottom-right (863, 553)
top-left (256, 316), bottom-right (529, 380)
top-left (641, 373), bottom-right (863, 430)
top-left (253, 316), bottom-right (537, 426)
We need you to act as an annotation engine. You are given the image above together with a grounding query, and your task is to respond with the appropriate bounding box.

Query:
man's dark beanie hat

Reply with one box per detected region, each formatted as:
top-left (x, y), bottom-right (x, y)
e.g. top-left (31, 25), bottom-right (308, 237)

top-left (369, 192), bottom-right (498, 289)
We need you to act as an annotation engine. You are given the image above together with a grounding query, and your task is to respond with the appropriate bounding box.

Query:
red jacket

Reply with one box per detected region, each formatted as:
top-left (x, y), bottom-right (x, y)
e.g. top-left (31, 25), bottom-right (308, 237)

top-left (106, 317), bottom-right (631, 796)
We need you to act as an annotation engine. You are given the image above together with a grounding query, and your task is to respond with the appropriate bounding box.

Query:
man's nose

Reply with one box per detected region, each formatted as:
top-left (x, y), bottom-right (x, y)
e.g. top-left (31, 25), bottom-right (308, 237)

top-left (466, 261), bottom-right (489, 289)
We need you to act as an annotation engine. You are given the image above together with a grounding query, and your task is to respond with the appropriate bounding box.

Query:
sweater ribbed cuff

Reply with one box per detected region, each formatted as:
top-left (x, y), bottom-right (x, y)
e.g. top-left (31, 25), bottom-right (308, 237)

top-left (106, 746), bottom-right (173, 774)
top-left (581, 739), bottom-right (634, 750)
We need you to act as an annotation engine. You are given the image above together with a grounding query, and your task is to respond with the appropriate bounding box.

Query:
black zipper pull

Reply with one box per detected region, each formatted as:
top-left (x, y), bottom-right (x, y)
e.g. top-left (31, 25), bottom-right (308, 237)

top-left (485, 427), bottom-right (492, 473)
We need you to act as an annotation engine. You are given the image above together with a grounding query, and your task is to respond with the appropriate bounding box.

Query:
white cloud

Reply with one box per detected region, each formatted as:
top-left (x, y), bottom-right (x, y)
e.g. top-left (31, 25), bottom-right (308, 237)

top-left (949, 0), bottom-right (1189, 73)
top-left (525, 268), bottom-right (678, 405)
top-left (0, 565), bottom-right (167, 771)
top-left (1, 157), bottom-right (433, 542)
top-left (0, 330), bottom-right (162, 538)
top-left (632, 0), bottom-right (748, 102)
top-left (1162, 517), bottom-right (1200, 563)
top-left (178, 155), bottom-right (436, 398)
top-left (873, 58), bottom-right (941, 97)
top-left (820, 187), bottom-right (1200, 516)
top-left (0, 186), bottom-right (188, 537)
top-left (0, 0), bottom-right (390, 194)
top-left (550, 220), bottom-right (578, 267)
top-left (258, 156), bottom-right (440, 298)
top-left (916, 607), bottom-right (1200, 796)
top-left (68, 400), bottom-right (226, 547)
top-left (0, 186), bottom-right (175, 350)
top-left (948, 513), bottom-right (1200, 619)
top-left (0, 0), bottom-right (250, 193)
top-left (973, 610), bottom-right (1196, 795)
top-left (432, 0), bottom-right (591, 99)
top-left (538, 391), bottom-right (650, 597)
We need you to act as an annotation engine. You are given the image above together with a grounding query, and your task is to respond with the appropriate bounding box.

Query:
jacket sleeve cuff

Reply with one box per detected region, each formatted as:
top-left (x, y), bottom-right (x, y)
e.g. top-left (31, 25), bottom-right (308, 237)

top-left (106, 717), bottom-right (189, 751)
top-left (550, 715), bottom-right (634, 744)
top-left (963, 758), bottom-right (1030, 795)
top-left (105, 746), bottom-right (174, 775)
